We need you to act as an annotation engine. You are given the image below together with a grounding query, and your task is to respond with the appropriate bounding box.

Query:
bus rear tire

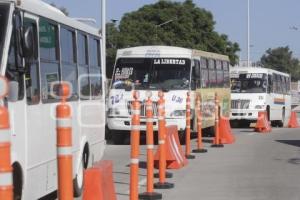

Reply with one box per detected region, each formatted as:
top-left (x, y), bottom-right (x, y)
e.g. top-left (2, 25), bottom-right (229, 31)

top-left (278, 108), bottom-right (285, 127)
top-left (73, 145), bottom-right (89, 197)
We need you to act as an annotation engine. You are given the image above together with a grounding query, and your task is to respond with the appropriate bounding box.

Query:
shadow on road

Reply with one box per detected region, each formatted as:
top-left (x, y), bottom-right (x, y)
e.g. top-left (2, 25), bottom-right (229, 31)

top-left (288, 158), bottom-right (300, 165)
top-left (275, 140), bottom-right (300, 147)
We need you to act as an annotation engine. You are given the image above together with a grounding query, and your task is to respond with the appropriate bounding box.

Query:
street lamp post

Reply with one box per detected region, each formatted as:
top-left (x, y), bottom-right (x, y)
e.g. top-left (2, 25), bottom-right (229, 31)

top-left (155, 18), bottom-right (176, 44)
top-left (247, 0), bottom-right (250, 67)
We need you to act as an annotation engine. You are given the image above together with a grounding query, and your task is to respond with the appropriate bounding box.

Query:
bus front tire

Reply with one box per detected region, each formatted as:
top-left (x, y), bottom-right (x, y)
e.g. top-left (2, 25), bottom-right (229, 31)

top-left (112, 131), bottom-right (126, 145)
top-left (13, 163), bottom-right (23, 200)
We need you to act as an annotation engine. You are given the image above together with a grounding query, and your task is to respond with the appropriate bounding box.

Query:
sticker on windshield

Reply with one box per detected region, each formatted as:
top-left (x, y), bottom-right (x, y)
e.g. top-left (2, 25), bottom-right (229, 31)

top-left (154, 58), bottom-right (186, 65)
top-left (115, 67), bottom-right (134, 79)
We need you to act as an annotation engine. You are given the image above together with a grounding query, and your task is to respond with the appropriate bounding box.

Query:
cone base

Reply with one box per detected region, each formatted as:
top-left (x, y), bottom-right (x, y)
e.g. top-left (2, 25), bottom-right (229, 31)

top-left (154, 182), bottom-right (174, 189)
top-left (192, 148), bottom-right (208, 153)
top-left (139, 192), bottom-right (162, 200)
top-left (185, 154), bottom-right (195, 159)
top-left (154, 171), bottom-right (173, 179)
top-left (211, 144), bottom-right (224, 148)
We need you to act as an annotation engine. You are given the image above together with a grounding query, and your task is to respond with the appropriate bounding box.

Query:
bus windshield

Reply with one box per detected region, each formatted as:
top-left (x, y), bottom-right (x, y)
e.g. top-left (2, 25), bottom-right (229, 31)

top-left (111, 58), bottom-right (191, 90)
top-left (0, 4), bottom-right (10, 65)
top-left (149, 58), bottom-right (190, 90)
top-left (231, 73), bottom-right (267, 93)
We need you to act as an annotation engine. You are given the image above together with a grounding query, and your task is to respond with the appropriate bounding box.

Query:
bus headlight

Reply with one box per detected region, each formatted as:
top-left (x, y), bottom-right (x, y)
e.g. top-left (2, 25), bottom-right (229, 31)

top-left (108, 108), bottom-right (120, 116)
top-left (170, 110), bottom-right (186, 117)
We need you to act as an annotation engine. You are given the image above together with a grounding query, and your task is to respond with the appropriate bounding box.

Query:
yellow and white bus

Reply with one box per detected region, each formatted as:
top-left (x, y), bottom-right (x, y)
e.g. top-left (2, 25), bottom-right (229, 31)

top-left (230, 67), bottom-right (291, 127)
top-left (0, 0), bottom-right (106, 199)
top-left (107, 46), bottom-right (231, 143)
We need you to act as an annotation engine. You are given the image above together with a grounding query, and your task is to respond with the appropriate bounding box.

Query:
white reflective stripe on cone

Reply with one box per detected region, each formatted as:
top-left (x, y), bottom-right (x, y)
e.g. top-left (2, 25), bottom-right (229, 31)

top-left (0, 129), bottom-right (10, 143)
top-left (131, 158), bottom-right (139, 164)
top-left (57, 146), bottom-right (72, 156)
top-left (186, 102), bottom-right (191, 106)
top-left (56, 118), bottom-right (71, 128)
top-left (132, 109), bottom-right (140, 115)
top-left (0, 172), bottom-right (12, 187)
top-left (186, 125), bottom-right (191, 129)
top-left (158, 117), bottom-right (164, 121)
top-left (147, 144), bottom-right (154, 149)
top-left (131, 125), bottom-right (140, 131)
top-left (146, 119), bottom-right (153, 123)
top-left (157, 105), bottom-right (164, 109)
top-left (158, 140), bottom-right (165, 145)
top-left (146, 106), bottom-right (152, 111)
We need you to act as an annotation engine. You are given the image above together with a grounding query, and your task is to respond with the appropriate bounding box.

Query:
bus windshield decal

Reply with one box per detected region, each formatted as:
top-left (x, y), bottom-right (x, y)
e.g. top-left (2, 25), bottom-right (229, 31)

top-left (115, 67), bottom-right (134, 79)
top-left (154, 58), bottom-right (186, 65)
top-left (246, 73), bottom-right (264, 79)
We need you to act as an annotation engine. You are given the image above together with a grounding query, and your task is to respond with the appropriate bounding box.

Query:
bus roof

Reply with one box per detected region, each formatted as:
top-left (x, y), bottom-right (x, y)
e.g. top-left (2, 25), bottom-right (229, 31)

top-left (116, 46), bottom-right (193, 59)
top-left (116, 46), bottom-right (230, 61)
top-left (192, 49), bottom-right (229, 61)
top-left (230, 66), bottom-right (290, 77)
top-left (5, 0), bottom-right (101, 37)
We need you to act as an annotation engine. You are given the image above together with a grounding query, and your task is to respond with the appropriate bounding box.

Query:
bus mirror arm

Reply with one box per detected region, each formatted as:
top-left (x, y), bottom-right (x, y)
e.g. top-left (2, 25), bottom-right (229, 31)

top-left (7, 81), bottom-right (19, 102)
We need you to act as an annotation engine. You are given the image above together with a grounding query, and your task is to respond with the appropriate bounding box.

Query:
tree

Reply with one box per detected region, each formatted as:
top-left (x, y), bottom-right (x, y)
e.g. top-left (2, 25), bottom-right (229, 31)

top-left (260, 46), bottom-right (300, 81)
top-left (106, 0), bottom-right (240, 77)
top-left (50, 3), bottom-right (69, 16)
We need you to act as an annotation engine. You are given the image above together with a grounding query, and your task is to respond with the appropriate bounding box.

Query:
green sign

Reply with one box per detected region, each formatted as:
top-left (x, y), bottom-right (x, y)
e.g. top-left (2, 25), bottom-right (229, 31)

top-left (39, 19), bottom-right (56, 49)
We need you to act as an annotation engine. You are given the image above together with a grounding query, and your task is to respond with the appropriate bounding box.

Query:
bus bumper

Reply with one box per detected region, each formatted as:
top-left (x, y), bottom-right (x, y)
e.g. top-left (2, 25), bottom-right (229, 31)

top-left (107, 117), bottom-right (186, 132)
top-left (230, 109), bottom-right (262, 120)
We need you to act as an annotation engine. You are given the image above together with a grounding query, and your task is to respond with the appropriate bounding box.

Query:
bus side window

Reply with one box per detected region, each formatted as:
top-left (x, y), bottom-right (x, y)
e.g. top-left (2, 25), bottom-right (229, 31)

top-left (89, 36), bottom-right (102, 99)
top-left (223, 61), bottom-right (230, 88)
top-left (268, 74), bottom-right (273, 93)
top-left (77, 32), bottom-right (90, 100)
top-left (24, 18), bottom-right (40, 105)
top-left (208, 59), bottom-right (216, 88)
top-left (216, 60), bottom-right (223, 87)
top-left (200, 57), bottom-right (209, 88)
top-left (39, 18), bottom-right (60, 103)
top-left (191, 59), bottom-right (201, 90)
top-left (60, 26), bottom-right (78, 100)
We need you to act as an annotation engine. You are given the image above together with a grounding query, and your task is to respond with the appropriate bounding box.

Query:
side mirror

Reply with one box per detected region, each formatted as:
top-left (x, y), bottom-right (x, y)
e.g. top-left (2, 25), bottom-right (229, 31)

top-left (8, 81), bottom-right (19, 102)
top-left (22, 26), bottom-right (34, 59)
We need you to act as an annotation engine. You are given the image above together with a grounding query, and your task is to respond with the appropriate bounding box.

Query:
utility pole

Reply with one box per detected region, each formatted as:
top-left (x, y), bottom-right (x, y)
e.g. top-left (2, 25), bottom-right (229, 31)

top-left (101, 0), bottom-right (106, 71)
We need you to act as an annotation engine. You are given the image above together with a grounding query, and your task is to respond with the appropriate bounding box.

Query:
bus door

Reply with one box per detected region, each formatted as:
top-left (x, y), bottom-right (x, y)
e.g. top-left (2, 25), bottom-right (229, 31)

top-left (23, 14), bottom-right (53, 195)
top-left (6, 10), bottom-right (27, 191)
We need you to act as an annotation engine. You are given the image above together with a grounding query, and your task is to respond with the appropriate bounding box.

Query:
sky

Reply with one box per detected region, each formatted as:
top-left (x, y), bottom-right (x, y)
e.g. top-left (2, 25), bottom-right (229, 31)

top-left (44, 0), bottom-right (300, 62)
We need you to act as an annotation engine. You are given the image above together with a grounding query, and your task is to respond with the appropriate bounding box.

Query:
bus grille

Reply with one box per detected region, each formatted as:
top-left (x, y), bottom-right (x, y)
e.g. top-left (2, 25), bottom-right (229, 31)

top-left (127, 101), bottom-right (158, 117)
top-left (231, 100), bottom-right (250, 109)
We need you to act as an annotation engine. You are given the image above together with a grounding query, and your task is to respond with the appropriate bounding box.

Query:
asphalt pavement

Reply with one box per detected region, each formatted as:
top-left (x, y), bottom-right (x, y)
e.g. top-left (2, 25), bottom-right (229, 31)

top-left (104, 127), bottom-right (300, 200)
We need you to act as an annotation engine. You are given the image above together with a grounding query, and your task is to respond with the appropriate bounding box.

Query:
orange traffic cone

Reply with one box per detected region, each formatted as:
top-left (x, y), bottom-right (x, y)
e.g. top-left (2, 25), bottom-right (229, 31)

top-left (219, 116), bottom-right (235, 144)
top-left (255, 111), bottom-right (271, 133)
top-left (288, 111), bottom-right (300, 128)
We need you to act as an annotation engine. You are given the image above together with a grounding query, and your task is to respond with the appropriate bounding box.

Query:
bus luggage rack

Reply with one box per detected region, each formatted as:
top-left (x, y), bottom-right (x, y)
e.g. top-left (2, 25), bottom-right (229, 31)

top-left (127, 101), bottom-right (158, 117)
top-left (231, 100), bottom-right (250, 109)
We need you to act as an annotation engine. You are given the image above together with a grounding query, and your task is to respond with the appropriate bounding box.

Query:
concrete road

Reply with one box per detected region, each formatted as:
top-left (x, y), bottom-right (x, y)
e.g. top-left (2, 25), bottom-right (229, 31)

top-left (104, 128), bottom-right (300, 200)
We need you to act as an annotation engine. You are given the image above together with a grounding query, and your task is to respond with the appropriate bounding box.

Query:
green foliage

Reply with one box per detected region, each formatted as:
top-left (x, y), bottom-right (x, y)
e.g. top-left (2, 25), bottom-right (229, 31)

top-left (260, 46), bottom-right (300, 81)
top-left (106, 0), bottom-right (240, 77)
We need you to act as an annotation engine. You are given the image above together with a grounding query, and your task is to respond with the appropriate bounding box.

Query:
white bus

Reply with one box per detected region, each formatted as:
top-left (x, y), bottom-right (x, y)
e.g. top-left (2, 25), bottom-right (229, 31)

top-left (0, 0), bottom-right (106, 199)
top-left (230, 67), bottom-right (291, 127)
top-left (107, 46), bottom-right (231, 144)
